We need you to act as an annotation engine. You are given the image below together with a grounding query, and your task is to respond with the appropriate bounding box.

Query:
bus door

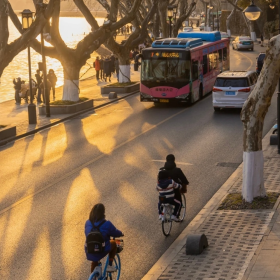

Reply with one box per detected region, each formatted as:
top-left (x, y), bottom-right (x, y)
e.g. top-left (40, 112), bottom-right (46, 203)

top-left (191, 59), bottom-right (200, 101)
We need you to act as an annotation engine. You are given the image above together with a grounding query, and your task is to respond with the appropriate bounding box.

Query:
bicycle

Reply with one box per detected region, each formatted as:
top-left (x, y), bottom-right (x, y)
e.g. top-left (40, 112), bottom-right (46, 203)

top-left (160, 193), bottom-right (186, 236)
top-left (88, 238), bottom-right (123, 280)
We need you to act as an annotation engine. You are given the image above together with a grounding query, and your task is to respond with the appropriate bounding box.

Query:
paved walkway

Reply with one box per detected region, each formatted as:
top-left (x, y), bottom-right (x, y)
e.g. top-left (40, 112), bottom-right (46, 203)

top-left (142, 128), bottom-right (280, 280)
top-left (0, 66), bottom-right (140, 145)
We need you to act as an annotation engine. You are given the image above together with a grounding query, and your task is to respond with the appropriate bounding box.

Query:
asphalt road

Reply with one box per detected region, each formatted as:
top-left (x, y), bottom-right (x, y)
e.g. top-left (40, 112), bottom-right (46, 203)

top-left (0, 43), bottom-right (277, 280)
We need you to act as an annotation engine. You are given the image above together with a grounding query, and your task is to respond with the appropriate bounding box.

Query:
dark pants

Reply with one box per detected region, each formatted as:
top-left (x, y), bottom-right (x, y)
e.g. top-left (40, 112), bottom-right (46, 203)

top-left (37, 87), bottom-right (42, 102)
top-left (158, 197), bottom-right (181, 216)
top-left (104, 73), bottom-right (111, 82)
top-left (96, 70), bottom-right (100, 80)
top-left (50, 85), bottom-right (55, 99)
top-left (100, 69), bottom-right (103, 80)
top-left (15, 90), bottom-right (20, 104)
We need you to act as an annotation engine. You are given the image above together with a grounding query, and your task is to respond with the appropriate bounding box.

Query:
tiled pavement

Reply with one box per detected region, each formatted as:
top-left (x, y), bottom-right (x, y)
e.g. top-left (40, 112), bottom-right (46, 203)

top-left (0, 66), bottom-right (140, 144)
top-left (143, 130), bottom-right (280, 280)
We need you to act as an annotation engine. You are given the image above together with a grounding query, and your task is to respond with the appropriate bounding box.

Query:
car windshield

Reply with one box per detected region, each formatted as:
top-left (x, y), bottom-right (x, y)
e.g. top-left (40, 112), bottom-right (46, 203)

top-left (141, 53), bottom-right (191, 83)
top-left (215, 78), bottom-right (249, 87)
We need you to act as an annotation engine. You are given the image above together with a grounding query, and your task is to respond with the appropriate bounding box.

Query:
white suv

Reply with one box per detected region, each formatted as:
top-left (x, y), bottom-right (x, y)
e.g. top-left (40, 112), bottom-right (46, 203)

top-left (212, 71), bottom-right (258, 111)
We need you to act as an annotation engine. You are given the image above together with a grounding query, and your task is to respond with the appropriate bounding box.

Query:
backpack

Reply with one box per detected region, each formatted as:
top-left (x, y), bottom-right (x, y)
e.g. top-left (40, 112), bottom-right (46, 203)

top-left (86, 220), bottom-right (106, 254)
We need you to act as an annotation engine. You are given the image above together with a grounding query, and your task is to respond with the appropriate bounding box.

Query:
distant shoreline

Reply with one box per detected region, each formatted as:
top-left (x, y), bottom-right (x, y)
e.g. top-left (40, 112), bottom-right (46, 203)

top-left (15, 10), bottom-right (107, 18)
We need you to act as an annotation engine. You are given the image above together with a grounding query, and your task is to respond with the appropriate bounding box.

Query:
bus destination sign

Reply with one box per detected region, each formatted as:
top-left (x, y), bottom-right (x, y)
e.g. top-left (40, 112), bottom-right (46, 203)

top-left (150, 52), bottom-right (182, 58)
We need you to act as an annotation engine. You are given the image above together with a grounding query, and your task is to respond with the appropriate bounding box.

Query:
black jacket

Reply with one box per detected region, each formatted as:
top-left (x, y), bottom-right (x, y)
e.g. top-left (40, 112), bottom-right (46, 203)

top-left (103, 59), bottom-right (112, 75)
top-left (13, 79), bottom-right (22, 90)
top-left (159, 161), bottom-right (189, 185)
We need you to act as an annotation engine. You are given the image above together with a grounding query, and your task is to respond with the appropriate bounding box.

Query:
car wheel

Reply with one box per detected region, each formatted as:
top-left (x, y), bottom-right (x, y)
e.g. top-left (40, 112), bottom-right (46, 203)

top-left (251, 48), bottom-right (254, 51)
top-left (214, 107), bottom-right (220, 112)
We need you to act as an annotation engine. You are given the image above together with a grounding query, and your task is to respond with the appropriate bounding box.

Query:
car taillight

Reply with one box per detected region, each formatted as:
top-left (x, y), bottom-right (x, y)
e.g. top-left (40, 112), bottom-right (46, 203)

top-left (213, 87), bottom-right (223, 92)
top-left (238, 88), bottom-right (250, 92)
top-left (239, 41), bottom-right (242, 44)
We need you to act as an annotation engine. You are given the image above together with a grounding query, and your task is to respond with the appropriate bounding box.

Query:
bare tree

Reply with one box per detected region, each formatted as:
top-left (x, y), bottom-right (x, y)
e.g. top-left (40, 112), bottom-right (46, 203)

top-left (0, 0), bottom-right (56, 77)
top-left (8, 0), bottom-right (142, 101)
top-left (97, 0), bottom-right (159, 83)
top-left (241, 34), bottom-right (280, 202)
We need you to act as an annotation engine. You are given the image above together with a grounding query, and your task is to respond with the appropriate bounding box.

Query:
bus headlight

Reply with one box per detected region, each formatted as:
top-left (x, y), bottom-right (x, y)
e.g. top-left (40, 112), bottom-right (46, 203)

top-left (175, 94), bottom-right (188, 99)
top-left (141, 92), bottom-right (153, 98)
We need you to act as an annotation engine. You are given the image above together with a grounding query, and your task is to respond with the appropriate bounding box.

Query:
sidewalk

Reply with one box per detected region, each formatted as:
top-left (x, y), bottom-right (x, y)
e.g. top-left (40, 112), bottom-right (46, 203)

top-left (143, 129), bottom-right (280, 280)
top-left (0, 66), bottom-right (140, 145)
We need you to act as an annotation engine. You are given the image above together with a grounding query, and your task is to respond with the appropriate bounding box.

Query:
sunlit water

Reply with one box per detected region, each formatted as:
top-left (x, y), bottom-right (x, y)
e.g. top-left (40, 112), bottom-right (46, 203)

top-left (0, 17), bottom-right (104, 103)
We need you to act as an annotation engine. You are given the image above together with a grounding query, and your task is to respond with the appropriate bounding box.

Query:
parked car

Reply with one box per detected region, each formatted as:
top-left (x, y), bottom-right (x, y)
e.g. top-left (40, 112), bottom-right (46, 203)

top-left (232, 36), bottom-right (254, 51)
top-left (212, 71), bottom-right (258, 111)
top-left (183, 27), bottom-right (193, 32)
top-left (220, 32), bottom-right (230, 39)
top-left (256, 53), bottom-right (265, 75)
top-left (199, 23), bottom-right (205, 31)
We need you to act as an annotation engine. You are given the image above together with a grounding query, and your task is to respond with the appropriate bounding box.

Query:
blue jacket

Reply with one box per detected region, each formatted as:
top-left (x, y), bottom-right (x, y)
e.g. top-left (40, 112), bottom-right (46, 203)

top-left (84, 219), bottom-right (122, 262)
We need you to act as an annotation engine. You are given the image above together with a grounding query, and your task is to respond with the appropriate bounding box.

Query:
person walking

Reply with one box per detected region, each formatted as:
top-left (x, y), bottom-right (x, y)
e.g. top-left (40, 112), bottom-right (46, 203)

top-left (13, 77), bottom-right (22, 104)
top-left (103, 56), bottom-right (112, 82)
top-left (35, 70), bottom-right (43, 103)
top-left (110, 54), bottom-right (116, 75)
top-left (47, 69), bottom-right (57, 101)
top-left (93, 56), bottom-right (101, 82)
top-left (260, 33), bottom-right (264, 47)
top-left (115, 57), bottom-right (120, 82)
top-left (39, 79), bottom-right (52, 103)
top-left (99, 56), bottom-right (104, 81)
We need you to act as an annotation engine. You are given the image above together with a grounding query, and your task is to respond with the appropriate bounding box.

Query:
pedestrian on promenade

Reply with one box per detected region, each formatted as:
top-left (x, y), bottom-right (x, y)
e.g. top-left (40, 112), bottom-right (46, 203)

top-left (103, 56), bottom-right (112, 82)
top-left (100, 56), bottom-right (104, 81)
top-left (47, 69), bottom-right (57, 101)
top-left (94, 56), bottom-right (101, 81)
top-left (20, 80), bottom-right (29, 103)
top-left (260, 34), bottom-right (264, 46)
top-left (35, 70), bottom-right (43, 103)
top-left (115, 57), bottom-right (120, 82)
top-left (84, 203), bottom-right (123, 273)
top-left (126, 25), bottom-right (129, 34)
top-left (39, 79), bottom-right (51, 103)
top-left (158, 154), bottom-right (189, 218)
top-left (13, 77), bottom-right (22, 104)
top-left (110, 54), bottom-right (116, 74)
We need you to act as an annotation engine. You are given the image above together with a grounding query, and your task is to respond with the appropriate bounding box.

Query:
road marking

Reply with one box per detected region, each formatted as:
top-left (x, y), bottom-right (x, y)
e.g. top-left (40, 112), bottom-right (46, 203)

top-left (0, 106), bottom-right (190, 216)
top-left (152, 160), bottom-right (193, 166)
top-left (233, 51), bottom-right (253, 71)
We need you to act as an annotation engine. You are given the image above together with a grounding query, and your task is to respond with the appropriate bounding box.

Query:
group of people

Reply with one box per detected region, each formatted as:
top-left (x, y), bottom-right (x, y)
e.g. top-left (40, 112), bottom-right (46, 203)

top-left (117, 25), bottom-right (133, 35)
top-left (85, 154), bottom-right (189, 274)
top-left (94, 55), bottom-right (119, 82)
top-left (13, 69), bottom-right (57, 104)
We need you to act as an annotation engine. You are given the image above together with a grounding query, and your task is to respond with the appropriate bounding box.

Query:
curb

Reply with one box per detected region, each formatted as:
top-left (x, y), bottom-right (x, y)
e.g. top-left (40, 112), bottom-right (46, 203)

top-left (0, 91), bottom-right (139, 147)
top-left (142, 127), bottom-right (276, 280)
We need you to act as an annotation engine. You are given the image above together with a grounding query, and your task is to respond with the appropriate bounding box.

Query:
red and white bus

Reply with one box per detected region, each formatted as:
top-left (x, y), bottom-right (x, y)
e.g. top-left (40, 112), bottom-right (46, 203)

top-left (140, 32), bottom-right (230, 104)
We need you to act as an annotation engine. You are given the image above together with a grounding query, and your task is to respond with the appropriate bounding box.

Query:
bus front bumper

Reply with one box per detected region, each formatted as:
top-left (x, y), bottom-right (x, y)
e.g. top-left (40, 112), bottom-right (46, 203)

top-left (140, 92), bottom-right (190, 104)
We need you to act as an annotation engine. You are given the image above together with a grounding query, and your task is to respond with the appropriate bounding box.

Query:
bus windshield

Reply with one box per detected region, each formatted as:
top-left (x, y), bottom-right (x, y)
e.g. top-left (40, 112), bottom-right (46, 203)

top-left (141, 50), bottom-right (191, 87)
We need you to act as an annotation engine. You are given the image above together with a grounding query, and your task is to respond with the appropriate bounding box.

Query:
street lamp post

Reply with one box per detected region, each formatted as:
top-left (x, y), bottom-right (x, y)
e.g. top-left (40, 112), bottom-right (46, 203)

top-left (167, 5), bottom-right (173, 38)
top-left (244, 0), bottom-right (280, 154)
top-left (21, 9), bottom-right (37, 125)
top-left (36, 3), bottom-right (50, 117)
top-left (243, 0), bottom-right (262, 41)
top-left (204, 0), bottom-right (210, 31)
top-left (207, 2), bottom-right (214, 30)
top-left (173, 5), bottom-right (178, 24)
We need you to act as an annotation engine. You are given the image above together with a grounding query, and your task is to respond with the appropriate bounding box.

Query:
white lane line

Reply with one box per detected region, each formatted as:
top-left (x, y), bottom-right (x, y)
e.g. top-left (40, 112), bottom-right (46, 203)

top-left (152, 160), bottom-right (193, 166)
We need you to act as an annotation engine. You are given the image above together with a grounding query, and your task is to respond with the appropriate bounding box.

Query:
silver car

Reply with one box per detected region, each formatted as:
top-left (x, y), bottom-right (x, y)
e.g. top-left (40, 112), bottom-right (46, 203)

top-left (232, 36), bottom-right (254, 51)
top-left (212, 71), bottom-right (258, 111)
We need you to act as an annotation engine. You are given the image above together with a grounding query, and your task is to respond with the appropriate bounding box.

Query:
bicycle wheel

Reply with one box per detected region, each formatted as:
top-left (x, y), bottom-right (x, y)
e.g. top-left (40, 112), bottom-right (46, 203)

top-left (162, 206), bottom-right (172, 236)
top-left (179, 194), bottom-right (186, 221)
top-left (105, 254), bottom-right (121, 280)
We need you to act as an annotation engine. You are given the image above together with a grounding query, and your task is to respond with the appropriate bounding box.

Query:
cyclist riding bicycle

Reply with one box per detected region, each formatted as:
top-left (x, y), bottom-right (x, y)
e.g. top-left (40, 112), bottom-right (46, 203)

top-left (159, 154), bottom-right (189, 217)
top-left (85, 203), bottom-right (123, 274)
top-left (157, 170), bottom-right (182, 222)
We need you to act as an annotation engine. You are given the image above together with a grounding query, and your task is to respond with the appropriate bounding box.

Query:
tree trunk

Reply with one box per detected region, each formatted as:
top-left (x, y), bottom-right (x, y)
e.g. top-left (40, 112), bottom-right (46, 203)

top-left (62, 64), bottom-right (81, 101)
top-left (119, 55), bottom-right (131, 83)
top-left (241, 34), bottom-right (280, 202)
top-left (158, 0), bottom-right (168, 38)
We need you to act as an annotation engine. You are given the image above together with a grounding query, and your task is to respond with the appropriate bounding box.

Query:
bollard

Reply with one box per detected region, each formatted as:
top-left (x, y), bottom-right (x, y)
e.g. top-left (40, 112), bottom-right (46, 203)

top-left (186, 234), bottom-right (208, 255)
top-left (109, 92), bottom-right (117, 99)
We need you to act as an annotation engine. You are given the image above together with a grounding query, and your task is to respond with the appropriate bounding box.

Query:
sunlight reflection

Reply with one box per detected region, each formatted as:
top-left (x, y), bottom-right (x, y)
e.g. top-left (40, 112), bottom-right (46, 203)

top-left (62, 168), bottom-right (99, 276)
top-left (42, 125), bottom-right (67, 166)
top-left (0, 198), bottom-right (33, 270)
top-left (26, 229), bottom-right (51, 279)
top-left (119, 181), bottom-right (150, 215)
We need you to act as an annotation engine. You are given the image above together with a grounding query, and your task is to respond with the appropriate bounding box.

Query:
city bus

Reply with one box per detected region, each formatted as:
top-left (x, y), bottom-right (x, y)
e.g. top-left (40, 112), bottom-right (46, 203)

top-left (140, 31), bottom-right (230, 104)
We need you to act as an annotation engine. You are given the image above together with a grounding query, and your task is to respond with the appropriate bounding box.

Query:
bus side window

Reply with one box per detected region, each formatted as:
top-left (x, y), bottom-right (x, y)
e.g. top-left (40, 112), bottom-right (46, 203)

top-left (208, 53), bottom-right (213, 71)
top-left (203, 55), bottom-right (208, 74)
top-left (192, 60), bottom-right (199, 81)
top-left (223, 47), bottom-right (227, 61)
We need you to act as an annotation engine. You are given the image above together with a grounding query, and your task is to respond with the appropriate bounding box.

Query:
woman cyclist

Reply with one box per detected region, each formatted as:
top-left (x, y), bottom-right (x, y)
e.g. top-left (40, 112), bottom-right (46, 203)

top-left (85, 203), bottom-right (123, 273)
